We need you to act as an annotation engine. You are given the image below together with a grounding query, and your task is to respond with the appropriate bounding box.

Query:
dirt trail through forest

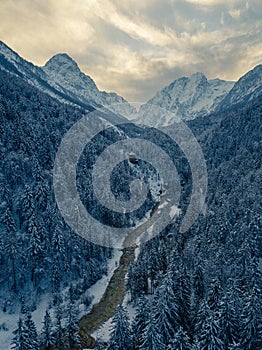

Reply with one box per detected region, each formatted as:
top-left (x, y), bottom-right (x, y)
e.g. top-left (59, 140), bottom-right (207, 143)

top-left (78, 186), bottom-right (173, 349)
top-left (78, 248), bottom-right (135, 348)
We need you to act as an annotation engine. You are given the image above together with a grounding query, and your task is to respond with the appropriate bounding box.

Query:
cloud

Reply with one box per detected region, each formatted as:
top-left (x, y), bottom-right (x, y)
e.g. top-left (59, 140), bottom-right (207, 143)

top-left (0, 0), bottom-right (261, 101)
top-left (183, 0), bottom-right (242, 6)
top-left (85, 0), bottom-right (179, 46)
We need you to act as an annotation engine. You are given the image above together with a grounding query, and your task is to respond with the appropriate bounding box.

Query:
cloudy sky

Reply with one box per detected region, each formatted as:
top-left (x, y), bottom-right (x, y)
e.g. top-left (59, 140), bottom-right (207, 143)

top-left (0, 0), bottom-right (261, 101)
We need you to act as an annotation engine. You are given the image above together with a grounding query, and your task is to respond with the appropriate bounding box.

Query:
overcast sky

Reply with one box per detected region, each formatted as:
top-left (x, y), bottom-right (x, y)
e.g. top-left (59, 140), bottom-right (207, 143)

top-left (0, 0), bottom-right (261, 101)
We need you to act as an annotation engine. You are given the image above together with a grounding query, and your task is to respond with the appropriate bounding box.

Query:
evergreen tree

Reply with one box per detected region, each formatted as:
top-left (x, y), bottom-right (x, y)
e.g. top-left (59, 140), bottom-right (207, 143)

top-left (218, 293), bottom-right (239, 348)
top-left (208, 278), bottom-right (222, 312)
top-left (33, 157), bottom-right (48, 211)
top-left (54, 299), bottom-right (65, 350)
top-left (172, 267), bottom-right (192, 335)
top-left (132, 295), bottom-right (150, 349)
top-left (198, 310), bottom-right (224, 350)
top-left (11, 318), bottom-right (29, 350)
top-left (65, 293), bottom-right (81, 349)
top-left (42, 310), bottom-right (55, 349)
top-left (139, 307), bottom-right (166, 350)
top-left (168, 326), bottom-right (191, 350)
top-left (153, 274), bottom-right (180, 345)
top-left (52, 256), bottom-right (61, 295)
top-left (5, 207), bottom-right (19, 292)
top-left (24, 313), bottom-right (39, 349)
top-left (240, 283), bottom-right (262, 349)
top-left (107, 304), bottom-right (132, 350)
top-left (21, 184), bottom-right (34, 229)
top-left (193, 265), bottom-right (205, 304)
top-left (28, 214), bottom-right (44, 285)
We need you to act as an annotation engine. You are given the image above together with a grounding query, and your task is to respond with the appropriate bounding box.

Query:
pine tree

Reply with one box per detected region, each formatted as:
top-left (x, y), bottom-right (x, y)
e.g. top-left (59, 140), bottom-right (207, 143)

top-left (5, 207), bottom-right (19, 292)
top-left (132, 295), bottom-right (150, 349)
top-left (139, 307), bottom-right (166, 350)
top-left (28, 214), bottom-right (44, 285)
top-left (147, 240), bottom-right (161, 293)
top-left (11, 318), bottom-right (29, 350)
top-left (168, 326), bottom-right (191, 350)
top-left (65, 293), bottom-right (81, 349)
top-left (193, 265), bottom-right (205, 304)
top-left (42, 310), bottom-right (55, 349)
top-left (52, 256), bottom-right (61, 295)
top-left (198, 310), bottom-right (224, 350)
top-left (218, 293), bottom-right (239, 348)
top-left (21, 184), bottom-right (34, 228)
top-left (33, 157), bottom-right (48, 211)
top-left (127, 258), bottom-right (148, 300)
top-left (172, 267), bottom-right (192, 335)
top-left (153, 274), bottom-right (180, 345)
top-left (208, 278), bottom-right (221, 312)
top-left (54, 299), bottom-right (65, 350)
top-left (107, 304), bottom-right (132, 350)
top-left (24, 313), bottom-right (39, 349)
top-left (240, 285), bottom-right (262, 349)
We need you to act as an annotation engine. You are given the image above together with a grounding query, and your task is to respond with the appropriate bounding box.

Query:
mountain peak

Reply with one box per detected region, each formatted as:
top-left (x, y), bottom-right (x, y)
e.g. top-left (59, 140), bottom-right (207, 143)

top-left (138, 72), bottom-right (234, 126)
top-left (216, 63), bottom-right (262, 111)
top-left (190, 71), bottom-right (206, 80)
top-left (44, 53), bottom-right (80, 72)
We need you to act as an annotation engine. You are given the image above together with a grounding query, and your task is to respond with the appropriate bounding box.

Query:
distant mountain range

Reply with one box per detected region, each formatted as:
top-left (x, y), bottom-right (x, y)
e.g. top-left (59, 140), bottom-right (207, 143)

top-left (139, 73), bottom-right (234, 126)
top-left (0, 41), bottom-right (261, 350)
top-left (138, 65), bottom-right (262, 126)
top-left (0, 41), bottom-right (261, 126)
top-left (0, 41), bottom-right (135, 115)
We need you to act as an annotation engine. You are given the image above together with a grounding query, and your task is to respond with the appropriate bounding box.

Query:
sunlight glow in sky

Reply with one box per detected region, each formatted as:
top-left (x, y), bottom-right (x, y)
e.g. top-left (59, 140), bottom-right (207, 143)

top-left (0, 0), bottom-right (261, 101)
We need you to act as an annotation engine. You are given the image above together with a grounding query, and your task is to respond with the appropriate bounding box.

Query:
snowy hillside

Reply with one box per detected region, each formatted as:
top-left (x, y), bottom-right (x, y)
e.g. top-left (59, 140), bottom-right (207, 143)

top-left (0, 41), bottom-right (134, 115)
top-left (137, 72), bottom-right (234, 127)
top-left (0, 40), bottom-right (261, 350)
top-left (217, 64), bottom-right (262, 111)
top-left (42, 54), bottom-right (135, 115)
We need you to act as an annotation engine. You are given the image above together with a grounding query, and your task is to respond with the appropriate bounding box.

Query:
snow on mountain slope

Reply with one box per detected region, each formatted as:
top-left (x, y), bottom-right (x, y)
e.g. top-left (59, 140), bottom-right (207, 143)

top-left (0, 41), bottom-right (134, 115)
top-left (0, 41), bottom-right (96, 111)
top-left (137, 72), bottom-right (234, 127)
top-left (216, 64), bottom-right (262, 111)
top-left (0, 41), bottom-right (42, 78)
top-left (0, 41), bottom-right (60, 98)
top-left (42, 53), bottom-right (135, 115)
top-left (0, 250), bottom-right (122, 350)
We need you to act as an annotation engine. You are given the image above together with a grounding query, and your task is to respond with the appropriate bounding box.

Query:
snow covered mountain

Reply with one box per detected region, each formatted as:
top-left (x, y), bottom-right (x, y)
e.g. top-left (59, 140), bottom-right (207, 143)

top-left (42, 53), bottom-right (135, 115)
top-left (0, 41), bottom-right (134, 114)
top-left (216, 64), bottom-right (262, 112)
top-left (137, 72), bottom-right (234, 127)
top-left (0, 41), bottom-right (62, 102)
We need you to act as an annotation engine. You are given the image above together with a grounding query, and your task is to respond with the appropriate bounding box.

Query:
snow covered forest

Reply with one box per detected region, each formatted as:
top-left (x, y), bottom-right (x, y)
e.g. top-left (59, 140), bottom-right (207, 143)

top-left (0, 42), bottom-right (261, 349)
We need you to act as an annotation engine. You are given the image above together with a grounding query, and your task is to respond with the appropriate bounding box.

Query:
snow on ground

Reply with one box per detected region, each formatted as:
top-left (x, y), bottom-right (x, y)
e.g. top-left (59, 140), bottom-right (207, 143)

top-left (0, 249), bottom-right (122, 350)
top-left (84, 249), bottom-right (122, 311)
top-left (170, 204), bottom-right (180, 218)
top-left (91, 290), bottom-right (136, 344)
top-left (92, 315), bottom-right (113, 343)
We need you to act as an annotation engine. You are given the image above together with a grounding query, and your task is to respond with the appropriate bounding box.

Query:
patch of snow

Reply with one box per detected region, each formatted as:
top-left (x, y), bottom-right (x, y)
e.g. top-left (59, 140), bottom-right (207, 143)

top-left (42, 54), bottom-right (135, 115)
top-left (137, 72), bottom-right (234, 126)
top-left (91, 278), bottom-right (136, 345)
top-left (85, 250), bottom-right (122, 310)
top-left (0, 250), bottom-right (122, 349)
top-left (170, 204), bottom-right (180, 218)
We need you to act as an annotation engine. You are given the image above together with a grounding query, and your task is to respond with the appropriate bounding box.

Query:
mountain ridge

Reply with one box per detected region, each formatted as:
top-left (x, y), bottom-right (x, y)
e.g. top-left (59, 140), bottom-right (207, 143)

top-left (137, 72), bottom-right (235, 126)
top-left (216, 64), bottom-right (262, 112)
top-left (137, 65), bottom-right (261, 127)
top-left (1, 41), bottom-right (261, 125)
top-left (0, 41), bottom-right (134, 115)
